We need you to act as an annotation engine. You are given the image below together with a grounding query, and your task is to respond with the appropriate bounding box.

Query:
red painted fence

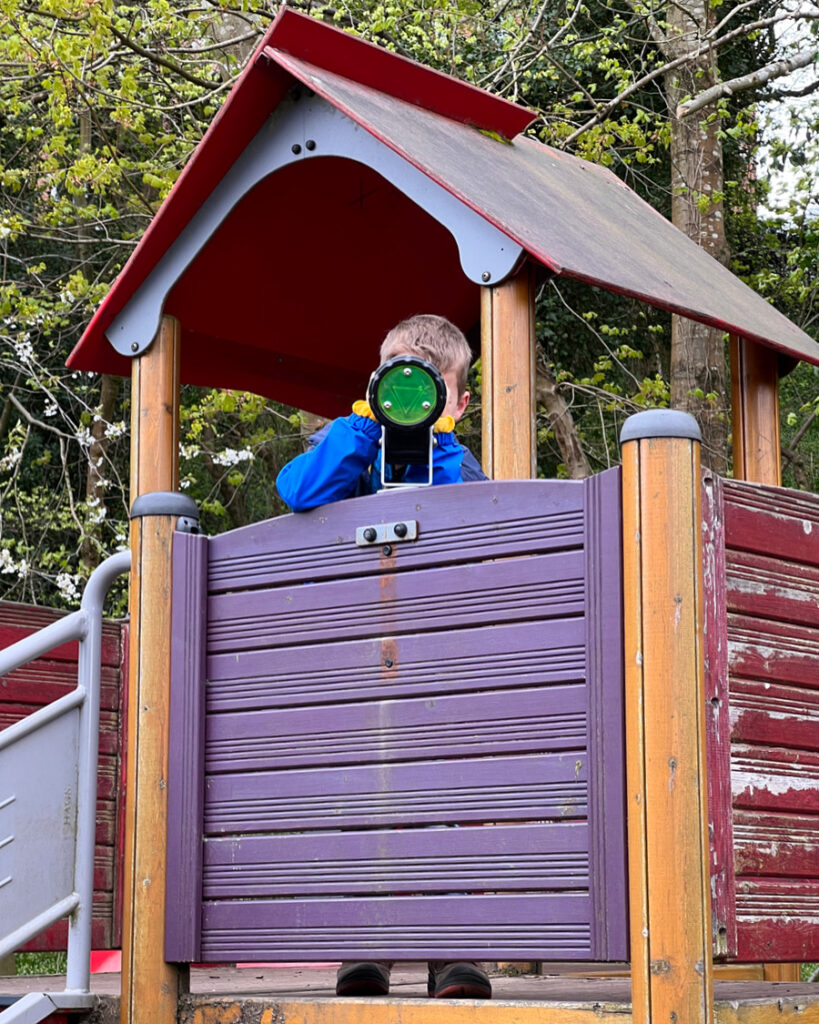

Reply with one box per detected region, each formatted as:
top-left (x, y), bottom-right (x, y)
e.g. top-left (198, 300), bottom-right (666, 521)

top-left (705, 475), bottom-right (819, 962)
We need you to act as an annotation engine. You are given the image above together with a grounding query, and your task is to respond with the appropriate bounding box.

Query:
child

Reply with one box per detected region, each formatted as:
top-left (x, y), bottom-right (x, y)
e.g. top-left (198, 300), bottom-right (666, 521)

top-left (276, 314), bottom-right (485, 511)
top-left (276, 315), bottom-right (492, 1000)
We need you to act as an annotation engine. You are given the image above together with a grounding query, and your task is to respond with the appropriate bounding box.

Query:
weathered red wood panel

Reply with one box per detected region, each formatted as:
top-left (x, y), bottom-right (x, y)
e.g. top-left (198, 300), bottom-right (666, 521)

top-left (707, 477), bottom-right (819, 962)
top-left (733, 810), bottom-right (819, 878)
top-left (0, 600), bottom-right (128, 952)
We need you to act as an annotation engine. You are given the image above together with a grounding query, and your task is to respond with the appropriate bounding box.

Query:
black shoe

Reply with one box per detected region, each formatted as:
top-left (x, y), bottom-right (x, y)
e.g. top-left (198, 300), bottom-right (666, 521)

top-left (428, 961), bottom-right (492, 999)
top-left (336, 961), bottom-right (391, 996)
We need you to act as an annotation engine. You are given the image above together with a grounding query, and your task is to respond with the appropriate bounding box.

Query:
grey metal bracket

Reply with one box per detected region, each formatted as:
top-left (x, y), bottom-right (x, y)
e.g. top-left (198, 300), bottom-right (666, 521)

top-left (356, 519), bottom-right (418, 546)
top-left (106, 90), bottom-right (524, 357)
top-left (130, 491), bottom-right (200, 529)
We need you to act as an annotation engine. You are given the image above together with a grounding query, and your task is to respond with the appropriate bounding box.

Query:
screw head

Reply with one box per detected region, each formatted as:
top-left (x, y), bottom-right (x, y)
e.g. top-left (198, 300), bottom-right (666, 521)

top-left (382, 544), bottom-right (393, 557)
top-left (422, 401), bottom-right (431, 410)
top-left (291, 143), bottom-right (302, 155)
top-left (305, 139), bottom-right (316, 151)
top-left (363, 527), bottom-right (377, 543)
top-left (384, 658), bottom-right (394, 668)
top-left (131, 342), bottom-right (139, 352)
top-left (394, 522), bottom-right (408, 538)
top-left (383, 400), bottom-right (392, 409)
top-left (481, 270), bottom-right (491, 282)
top-left (403, 367), bottom-right (412, 376)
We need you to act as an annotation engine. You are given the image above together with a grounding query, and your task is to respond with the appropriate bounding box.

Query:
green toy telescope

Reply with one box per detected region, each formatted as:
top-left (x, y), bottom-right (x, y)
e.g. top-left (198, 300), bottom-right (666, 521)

top-left (367, 355), bottom-right (447, 488)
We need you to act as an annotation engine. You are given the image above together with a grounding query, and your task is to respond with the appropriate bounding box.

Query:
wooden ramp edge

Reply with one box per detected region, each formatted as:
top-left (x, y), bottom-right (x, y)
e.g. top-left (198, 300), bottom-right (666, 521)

top-left (176, 988), bottom-right (819, 1024)
top-left (2, 971), bottom-right (818, 1023)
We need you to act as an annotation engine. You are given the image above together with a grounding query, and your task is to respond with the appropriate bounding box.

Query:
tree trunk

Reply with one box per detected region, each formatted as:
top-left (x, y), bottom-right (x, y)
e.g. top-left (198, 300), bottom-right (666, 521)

top-left (535, 358), bottom-right (591, 478)
top-left (664, 1), bottom-right (731, 473)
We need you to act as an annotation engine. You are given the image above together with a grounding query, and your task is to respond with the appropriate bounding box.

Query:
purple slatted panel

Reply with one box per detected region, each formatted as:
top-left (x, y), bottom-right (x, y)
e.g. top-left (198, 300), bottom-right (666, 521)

top-left (203, 822), bottom-right (588, 896)
top-left (584, 468), bottom-right (628, 959)
top-left (207, 551), bottom-right (583, 651)
top-left (171, 477), bottom-right (626, 962)
top-left (207, 619), bottom-right (585, 710)
top-left (165, 532), bottom-right (208, 961)
top-left (201, 895), bottom-right (592, 961)
top-left (207, 479), bottom-right (586, 591)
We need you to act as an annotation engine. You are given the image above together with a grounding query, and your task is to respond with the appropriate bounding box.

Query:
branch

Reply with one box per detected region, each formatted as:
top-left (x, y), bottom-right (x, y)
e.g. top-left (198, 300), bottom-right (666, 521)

top-left (677, 46), bottom-right (819, 117)
top-left (108, 24), bottom-right (218, 89)
top-left (9, 394), bottom-right (74, 439)
top-left (771, 76), bottom-right (819, 100)
top-left (562, 8), bottom-right (818, 147)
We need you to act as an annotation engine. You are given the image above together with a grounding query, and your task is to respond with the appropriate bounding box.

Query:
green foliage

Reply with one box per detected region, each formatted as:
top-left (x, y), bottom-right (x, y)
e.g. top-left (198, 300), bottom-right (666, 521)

top-left (1, 0), bottom-right (817, 607)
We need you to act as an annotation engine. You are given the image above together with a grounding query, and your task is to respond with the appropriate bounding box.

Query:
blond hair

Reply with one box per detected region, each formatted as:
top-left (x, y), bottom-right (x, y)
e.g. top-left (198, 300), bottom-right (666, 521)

top-left (380, 315), bottom-right (472, 396)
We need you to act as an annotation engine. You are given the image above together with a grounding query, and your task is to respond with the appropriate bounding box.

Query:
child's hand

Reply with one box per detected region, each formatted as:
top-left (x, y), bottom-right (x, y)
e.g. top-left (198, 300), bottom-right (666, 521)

top-left (433, 415), bottom-right (455, 433)
top-left (351, 399), bottom-right (377, 421)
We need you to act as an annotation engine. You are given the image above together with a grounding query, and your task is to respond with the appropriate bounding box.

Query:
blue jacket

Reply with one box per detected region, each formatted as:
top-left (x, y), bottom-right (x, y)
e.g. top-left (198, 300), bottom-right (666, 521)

top-left (276, 412), bottom-right (486, 512)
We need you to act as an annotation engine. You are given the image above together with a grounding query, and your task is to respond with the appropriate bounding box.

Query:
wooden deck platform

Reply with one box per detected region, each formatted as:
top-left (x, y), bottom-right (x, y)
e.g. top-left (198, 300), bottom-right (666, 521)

top-left (2, 965), bottom-right (818, 1023)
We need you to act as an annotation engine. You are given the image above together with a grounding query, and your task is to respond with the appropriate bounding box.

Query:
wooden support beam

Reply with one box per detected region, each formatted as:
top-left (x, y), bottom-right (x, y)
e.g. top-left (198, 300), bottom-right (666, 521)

top-left (480, 265), bottom-right (536, 480)
top-left (122, 315), bottom-right (184, 1024)
top-left (729, 334), bottom-right (781, 486)
top-left (621, 411), bottom-right (714, 1024)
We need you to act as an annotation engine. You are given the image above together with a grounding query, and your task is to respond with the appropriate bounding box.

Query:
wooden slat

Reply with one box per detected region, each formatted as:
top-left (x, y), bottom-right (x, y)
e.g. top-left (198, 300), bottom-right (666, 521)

top-left (733, 810), bottom-right (819, 877)
top-left (208, 550), bottom-right (583, 652)
top-left (729, 678), bottom-right (819, 749)
top-left (726, 550), bottom-right (819, 627)
top-left (728, 613), bottom-right (819, 688)
top-left (203, 822), bottom-right (589, 897)
top-left (208, 480), bottom-right (584, 592)
top-left (201, 893), bottom-right (592, 961)
top-left (735, 878), bottom-right (819, 962)
top-left (732, 743), bottom-right (819, 813)
top-left (723, 481), bottom-right (819, 566)
top-left (207, 619), bottom-right (586, 711)
top-left (204, 752), bottom-right (587, 833)
top-left (206, 684), bottom-right (585, 771)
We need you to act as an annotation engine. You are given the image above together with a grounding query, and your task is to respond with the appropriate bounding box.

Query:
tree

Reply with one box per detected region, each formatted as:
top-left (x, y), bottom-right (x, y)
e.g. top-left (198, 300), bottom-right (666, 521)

top-left (1, 0), bottom-right (817, 606)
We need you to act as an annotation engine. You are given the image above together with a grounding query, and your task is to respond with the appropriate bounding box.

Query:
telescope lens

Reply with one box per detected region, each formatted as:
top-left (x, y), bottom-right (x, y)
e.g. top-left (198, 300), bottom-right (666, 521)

top-left (375, 364), bottom-right (440, 427)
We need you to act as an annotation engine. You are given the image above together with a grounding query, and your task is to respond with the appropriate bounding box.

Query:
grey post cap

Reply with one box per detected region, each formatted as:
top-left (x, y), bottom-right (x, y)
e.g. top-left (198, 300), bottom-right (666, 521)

top-left (619, 409), bottom-right (702, 445)
top-left (130, 491), bottom-right (199, 520)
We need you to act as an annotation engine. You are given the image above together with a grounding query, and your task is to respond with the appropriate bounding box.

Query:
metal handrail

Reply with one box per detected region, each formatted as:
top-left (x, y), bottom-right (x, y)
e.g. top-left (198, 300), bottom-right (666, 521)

top-left (0, 550), bottom-right (130, 1003)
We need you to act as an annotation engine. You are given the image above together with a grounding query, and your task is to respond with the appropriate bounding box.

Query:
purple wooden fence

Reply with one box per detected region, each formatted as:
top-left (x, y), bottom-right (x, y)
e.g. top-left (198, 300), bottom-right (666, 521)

top-left (166, 473), bottom-right (627, 962)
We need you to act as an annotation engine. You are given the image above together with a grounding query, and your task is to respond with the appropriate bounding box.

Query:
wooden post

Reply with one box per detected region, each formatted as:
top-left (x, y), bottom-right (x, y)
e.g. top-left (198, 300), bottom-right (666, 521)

top-left (729, 334), bottom-right (781, 486)
top-left (122, 315), bottom-right (184, 1024)
top-left (480, 263), bottom-right (536, 480)
top-left (621, 410), bottom-right (714, 1024)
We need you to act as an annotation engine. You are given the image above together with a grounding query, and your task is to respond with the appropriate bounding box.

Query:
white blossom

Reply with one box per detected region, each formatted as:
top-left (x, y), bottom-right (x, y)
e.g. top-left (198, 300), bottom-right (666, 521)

top-left (55, 572), bottom-right (81, 601)
top-left (211, 447), bottom-right (252, 467)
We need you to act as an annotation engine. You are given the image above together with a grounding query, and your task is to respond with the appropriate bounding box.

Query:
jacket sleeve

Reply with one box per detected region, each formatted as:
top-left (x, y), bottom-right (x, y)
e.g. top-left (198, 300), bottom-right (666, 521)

top-left (276, 413), bottom-right (382, 512)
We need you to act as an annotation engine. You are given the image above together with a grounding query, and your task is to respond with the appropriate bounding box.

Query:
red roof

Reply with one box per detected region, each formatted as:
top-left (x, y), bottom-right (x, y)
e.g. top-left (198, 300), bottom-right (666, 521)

top-left (68, 8), bottom-right (819, 417)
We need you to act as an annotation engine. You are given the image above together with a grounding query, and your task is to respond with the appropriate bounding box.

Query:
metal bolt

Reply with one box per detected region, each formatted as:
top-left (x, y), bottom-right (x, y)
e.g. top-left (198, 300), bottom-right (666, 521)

top-left (403, 367), bottom-right (412, 376)
top-left (305, 139), bottom-right (316, 151)
top-left (422, 401), bottom-right (431, 410)
top-left (384, 658), bottom-right (394, 668)
top-left (131, 342), bottom-right (139, 352)
top-left (394, 522), bottom-right (408, 538)
top-left (481, 271), bottom-right (491, 282)
top-left (384, 400), bottom-right (392, 409)
top-left (382, 544), bottom-right (393, 556)
top-left (363, 527), bottom-right (377, 543)
top-left (291, 144), bottom-right (302, 155)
